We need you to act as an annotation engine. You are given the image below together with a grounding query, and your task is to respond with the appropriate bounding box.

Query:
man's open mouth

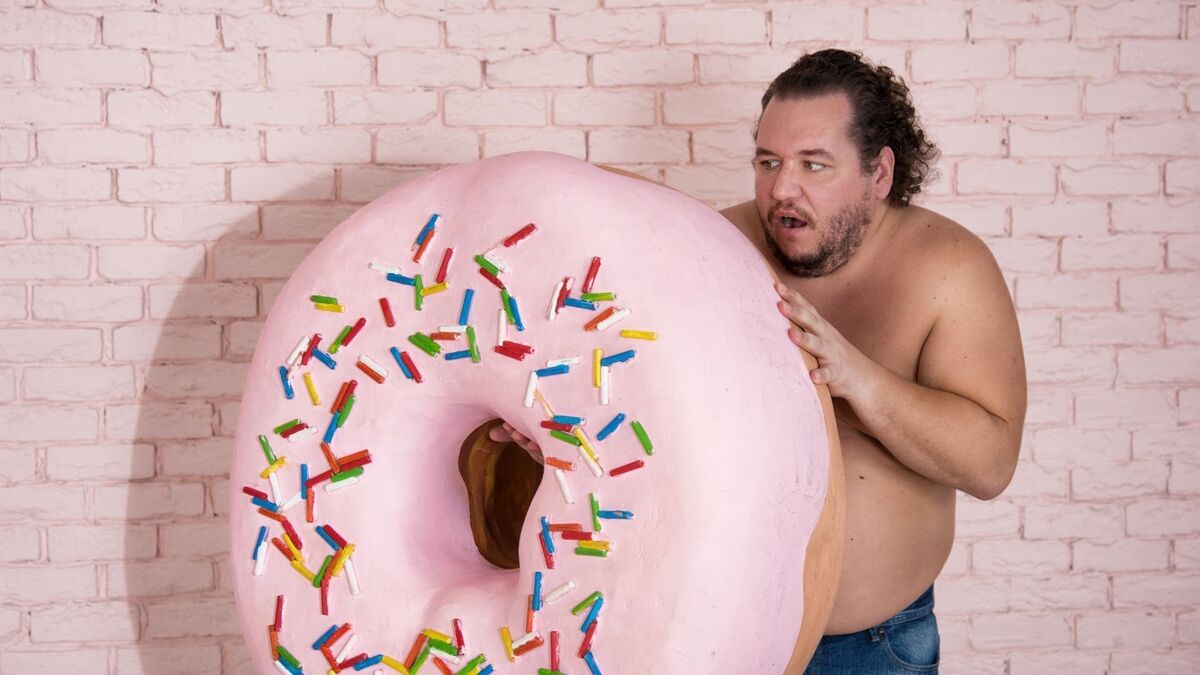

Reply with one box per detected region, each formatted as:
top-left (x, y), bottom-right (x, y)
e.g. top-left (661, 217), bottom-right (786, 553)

top-left (781, 215), bottom-right (808, 229)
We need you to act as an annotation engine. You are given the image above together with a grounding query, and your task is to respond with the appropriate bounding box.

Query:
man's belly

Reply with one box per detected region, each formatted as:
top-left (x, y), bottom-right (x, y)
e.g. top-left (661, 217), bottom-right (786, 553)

top-left (823, 423), bottom-right (957, 635)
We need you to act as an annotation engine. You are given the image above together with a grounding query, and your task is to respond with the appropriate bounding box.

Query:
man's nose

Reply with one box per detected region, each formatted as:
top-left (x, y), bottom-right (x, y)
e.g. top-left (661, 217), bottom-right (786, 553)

top-left (770, 163), bottom-right (805, 202)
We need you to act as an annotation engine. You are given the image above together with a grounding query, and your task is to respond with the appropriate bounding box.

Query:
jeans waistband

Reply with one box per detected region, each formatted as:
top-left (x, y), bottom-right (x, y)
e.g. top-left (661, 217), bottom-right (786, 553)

top-left (880, 585), bottom-right (935, 628)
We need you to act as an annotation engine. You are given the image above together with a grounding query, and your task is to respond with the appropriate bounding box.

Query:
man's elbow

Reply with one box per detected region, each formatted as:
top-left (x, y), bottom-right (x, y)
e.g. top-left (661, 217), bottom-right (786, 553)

top-left (964, 440), bottom-right (1020, 501)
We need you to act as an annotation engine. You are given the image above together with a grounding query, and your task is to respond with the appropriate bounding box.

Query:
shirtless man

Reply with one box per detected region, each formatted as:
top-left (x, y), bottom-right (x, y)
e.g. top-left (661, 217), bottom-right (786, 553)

top-left (493, 49), bottom-right (1027, 672)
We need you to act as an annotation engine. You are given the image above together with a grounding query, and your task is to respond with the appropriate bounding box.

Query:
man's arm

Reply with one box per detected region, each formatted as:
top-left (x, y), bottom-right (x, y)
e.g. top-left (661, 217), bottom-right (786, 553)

top-left (776, 235), bottom-right (1026, 500)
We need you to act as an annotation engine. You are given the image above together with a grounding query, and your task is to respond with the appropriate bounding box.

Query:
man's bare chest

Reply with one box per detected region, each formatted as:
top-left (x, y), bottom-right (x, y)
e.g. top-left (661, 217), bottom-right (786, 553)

top-left (803, 281), bottom-right (933, 382)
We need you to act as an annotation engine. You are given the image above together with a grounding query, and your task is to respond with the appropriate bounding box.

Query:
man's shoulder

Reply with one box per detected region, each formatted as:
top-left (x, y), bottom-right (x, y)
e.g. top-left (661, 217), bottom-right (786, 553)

top-left (895, 204), bottom-right (1009, 310)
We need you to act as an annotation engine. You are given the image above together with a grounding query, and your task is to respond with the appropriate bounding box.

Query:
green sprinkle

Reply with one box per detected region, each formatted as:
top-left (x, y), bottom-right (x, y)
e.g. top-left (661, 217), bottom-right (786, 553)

top-left (272, 420), bottom-right (300, 435)
top-left (590, 493), bottom-right (601, 532)
top-left (258, 434), bottom-right (277, 464)
top-left (581, 292), bottom-right (615, 302)
top-left (276, 645), bottom-right (301, 669)
top-left (457, 655), bottom-right (487, 675)
top-left (428, 637), bottom-right (458, 656)
top-left (410, 643), bottom-right (431, 673)
top-left (474, 254), bottom-right (500, 276)
top-left (337, 394), bottom-right (356, 427)
top-left (466, 325), bottom-right (480, 363)
top-left (331, 466), bottom-right (364, 482)
top-left (571, 590), bottom-right (602, 615)
top-left (538, 670), bottom-right (567, 675)
top-left (575, 546), bottom-right (609, 557)
top-left (500, 288), bottom-right (514, 325)
top-left (309, 294), bottom-right (338, 305)
top-left (414, 274), bottom-right (424, 311)
top-left (313, 554), bottom-right (333, 587)
top-left (549, 429), bottom-right (581, 446)
top-left (408, 332), bottom-right (441, 357)
top-left (328, 324), bottom-right (353, 354)
top-left (631, 420), bottom-right (654, 455)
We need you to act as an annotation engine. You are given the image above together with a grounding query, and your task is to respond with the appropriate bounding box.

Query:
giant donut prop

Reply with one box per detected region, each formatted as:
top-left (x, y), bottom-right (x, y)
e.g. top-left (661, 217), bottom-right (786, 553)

top-left (230, 152), bottom-right (843, 674)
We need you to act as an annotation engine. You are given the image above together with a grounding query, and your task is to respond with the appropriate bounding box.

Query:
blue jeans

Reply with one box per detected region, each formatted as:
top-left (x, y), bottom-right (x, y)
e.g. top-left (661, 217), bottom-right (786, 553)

top-left (804, 586), bottom-right (940, 674)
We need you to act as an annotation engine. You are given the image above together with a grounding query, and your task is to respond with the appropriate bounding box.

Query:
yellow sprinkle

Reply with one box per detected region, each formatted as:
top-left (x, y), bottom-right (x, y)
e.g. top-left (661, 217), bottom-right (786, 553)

top-left (573, 429), bottom-right (600, 463)
top-left (330, 542), bottom-right (355, 577)
top-left (303, 372), bottom-right (320, 406)
top-left (419, 281), bottom-right (449, 297)
top-left (282, 532), bottom-right (302, 561)
top-left (260, 456), bottom-right (287, 479)
top-left (314, 302), bottom-right (345, 313)
top-left (619, 329), bottom-right (658, 340)
top-left (290, 558), bottom-right (315, 582)
top-left (381, 655), bottom-right (410, 674)
top-left (592, 348), bottom-right (602, 388)
top-left (500, 626), bottom-right (514, 662)
top-left (422, 627), bottom-right (453, 643)
top-left (577, 540), bottom-right (611, 551)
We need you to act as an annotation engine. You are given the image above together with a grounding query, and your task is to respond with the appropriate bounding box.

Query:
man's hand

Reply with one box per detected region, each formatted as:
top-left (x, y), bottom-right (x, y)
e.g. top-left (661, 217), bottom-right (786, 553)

top-left (775, 282), bottom-right (881, 402)
top-left (487, 421), bottom-right (544, 464)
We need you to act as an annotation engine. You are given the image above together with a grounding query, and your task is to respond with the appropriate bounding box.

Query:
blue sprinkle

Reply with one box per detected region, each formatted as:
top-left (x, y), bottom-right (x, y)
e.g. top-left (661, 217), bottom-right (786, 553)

top-left (315, 526), bottom-right (341, 551)
top-left (312, 349), bottom-right (337, 370)
top-left (596, 413), bottom-right (626, 441)
top-left (583, 650), bottom-right (602, 675)
top-left (582, 596), bottom-right (603, 632)
top-left (354, 654), bottom-right (383, 670)
top-left (251, 497), bottom-right (277, 512)
top-left (278, 366), bottom-right (294, 399)
top-left (479, 665), bottom-right (494, 675)
top-left (540, 516), bottom-right (555, 555)
top-left (300, 463), bottom-right (308, 499)
top-left (532, 570), bottom-right (543, 612)
top-left (415, 213), bottom-right (438, 245)
top-left (312, 624), bottom-right (339, 650)
top-left (458, 288), bottom-right (475, 326)
top-left (535, 364), bottom-right (569, 377)
top-left (508, 294), bottom-right (525, 332)
top-left (564, 297), bottom-right (596, 311)
top-left (597, 509), bottom-right (634, 520)
top-left (390, 347), bottom-right (413, 380)
top-left (599, 349), bottom-right (636, 367)
top-left (276, 659), bottom-right (302, 675)
top-left (386, 272), bottom-right (416, 286)
top-left (252, 525), bottom-right (268, 560)
top-left (552, 415), bottom-right (584, 426)
top-left (445, 349), bottom-right (471, 361)
top-left (323, 412), bottom-right (340, 444)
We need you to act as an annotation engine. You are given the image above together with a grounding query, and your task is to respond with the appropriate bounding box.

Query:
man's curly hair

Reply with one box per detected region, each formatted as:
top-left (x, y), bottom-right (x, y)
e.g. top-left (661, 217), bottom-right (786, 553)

top-left (758, 49), bottom-right (940, 207)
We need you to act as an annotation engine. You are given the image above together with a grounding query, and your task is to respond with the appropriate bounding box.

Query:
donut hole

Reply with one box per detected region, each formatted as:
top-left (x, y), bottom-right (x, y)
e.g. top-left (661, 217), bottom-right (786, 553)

top-left (458, 419), bottom-right (544, 570)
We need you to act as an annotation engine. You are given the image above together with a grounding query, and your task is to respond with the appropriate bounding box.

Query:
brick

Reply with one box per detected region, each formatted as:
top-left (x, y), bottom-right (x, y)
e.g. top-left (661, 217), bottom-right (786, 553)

top-left (0, 524), bottom-right (38, 562)
top-left (1061, 235), bottom-right (1163, 271)
top-left (38, 128), bottom-right (148, 164)
top-left (154, 128), bottom-right (260, 165)
top-left (221, 90), bottom-right (327, 126)
top-left (1170, 456), bottom-right (1200, 495)
top-left (593, 49), bottom-right (693, 86)
top-left (376, 128), bottom-right (479, 164)
top-left (1078, 611), bottom-right (1175, 649)
top-left (1129, 498), bottom-right (1200, 535)
top-left (98, 244), bottom-right (205, 280)
top-left (145, 598), bottom-right (239, 638)
top-left (1119, 347), bottom-right (1200, 384)
top-left (377, 50), bottom-right (480, 87)
top-left (331, 13), bottom-right (438, 49)
top-left (160, 521), bottom-right (229, 557)
top-left (589, 128), bottom-right (689, 164)
top-left (1011, 202), bottom-right (1107, 238)
top-left (980, 80), bottom-right (1079, 117)
top-left (929, 122), bottom-right (1004, 157)
top-left (1073, 459), bottom-right (1169, 498)
top-left (159, 436), bottom-right (231, 477)
top-left (483, 128), bottom-right (585, 159)
top-left (116, 644), bottom-right (222, 675)
top-left (955, 498), bottom-right (1019, 538)
top-left (3, 166), bottom-right (112, 202)
top-left (1122, 273), bottom-right (1200, 309)
top-left (0, 243), bottom-right (89, 280)
top-left (108, 559), bottom-right (214, 597)
top-left (1183, 538), bottom-right (1200, 569)
top-left (1113, 199), bottom-right (1200, 233)
top-left (971, 613), bottom-right (1071, 650)
top-left (1077, 389), bottom-right (1176, 428)
top-left (910, 83), bottom-right (977, 120)
top-left (1110, 649), bottom-right (1200, 674)
top-left (772, 5), bottom-right (863, 43)
top-left (1167, 313), bottom-right (1200, 344)
top-left (151, 49), bottom-right (259, 89)
top-left (1009, 650), bottom-right (1108, 675)
top-left (333, 90), bottom-right (437, 126)
top-left (1168, 235), bottom-right (1200, 269)
top-left (1167, 159), bottom-right (1200, 194)
top-left (118, 168), bottom-right (224, 203)
top-left (697, 51), bottom-right (793, 85)
top-left (958, 160), bottom-right (1056, 196)
top-left (1026, 385), bottom-right (1073, 425)
top-left (1024, 348), bottom-right (1114, 385)
top-left (0, 485), bottom-right (86, 521)
top-left (666, 9), bottom-right (765, 45)
top-left (445, 90), bottom-right (546, 127)
top-left (0, 446), bottom-right (34, 483)
top-left (266, 128), bottom-right (371, 163)
top-left (1087, 79), bottom-right (1185, 115)
top-left (1135, 427), bottom-right (1200, 461)
top-left (230, 165), bottom-right (334, 202)
top-left (1012, 574), bottom-right (1109, 611)
top-left (267, 49), bottom-right (371, 87)
top-left (46, 443), bottom-right (151, 482)
top-left (210, 479), bottom-right (230, 517)
top-left (662, 84), bottom-right (761, 125)
top-left (105, 401), bottom-right (213, 439)
top-left (153, 204), bottom-right (257, 242)
top-left (934, 577), bottom-right (1010, 615)
top-left (276, 0), bottom-right (376, 11)
top-left (0, 9), bottom-right (95, 45)
top-left (911, 44), bottom-right (1008, 82)
top-left (1062, 161), bottom-right (1161, 197)
top-left (104, 11), bottom-right (215, 48)
top-left (973, 539), bottom-right (1069, 575)
top-left (487, 52), bottom-right (586, 87)
top-left (112, 322), bottom-right (222, 361)
top-left (971, 3), bottom-right (1070, 39)
top-left (1009, 121), bottom-right (1108, 158)
top-left (553, 89), bottom-right (655, 126)
top-left (664, 164), bottom-right (752, 206)
top-left (93, 482), bottom-right (205, 520)
top-left (48, 524), bottom-right (157, 562)
top-left (1025, 502), bottom-right (1123, 539)
top-left (30, 602), bottom-right (139, 642)
top-left (1075, 538), bottom-right (1170, 573)
top-left (32, 284), bottom-right (142, 323)
top-left (1034, 427), bottom-right (1130, 467)
top-left (693, 128), bottom-right (755, 164)
top-left (0, 287), bottom-right (22, 323)
top-left (262, 203), bottom-right (358, 240)
top-left (1183, 610), bottom-right (1200, 644)
top-left (24, 365), bottom-right (136, 404)
top-left (2, 649), bottom-right (109, 675)
top-left (227, 321), bottom-right (263, 358)
top-left (1016, 42), bottom-right (1115, 78)
top-left (2, 564), bottom-right (96, 603)
top-left (555, 11), bottom-right (660, 50)
top-left (867, 5), bottom-right (965, 41)
top-left (1114, 572), bottom-right (1200, 608)
top-left (0, 129), bottom-right (30, 163)
top-left (986, 237), bottom-right (1057, 274)
top-left (1120, 39), bottom-right (1200, 75)
top-left (223, 12), bottom-right (327, 48)
top-left (1016, 275), bottom-right (1115, 310)
top-left (108, 90), bottom-right (214, 126)
top-left (446, 11), bottom-right (550, 49)
top-left (221, 241), bottom-right (316, 281)
top-left (1062, 312), bottom-right (1160, 346)
top-left (1015, 311), bottom-right (1060, 348)
top-left (0, 327), bottom-right (101, 365)
top-left (1079, 2), bottom-right (1181, 38)
top-left (339, 166), bottom-right (427, 203)
top-left (1116, 119), bottom-right (1200, 158)
top-left (1, 89), bottom-right (100, 126)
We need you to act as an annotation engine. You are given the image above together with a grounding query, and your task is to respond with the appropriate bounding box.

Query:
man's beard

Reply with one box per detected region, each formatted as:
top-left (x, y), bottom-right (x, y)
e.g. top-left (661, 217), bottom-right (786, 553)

top-left (761, 193), bottom-right (872, 278)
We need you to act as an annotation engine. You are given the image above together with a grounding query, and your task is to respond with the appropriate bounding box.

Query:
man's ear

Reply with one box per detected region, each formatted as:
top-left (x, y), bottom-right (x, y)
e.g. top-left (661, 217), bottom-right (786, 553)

top-left (872, 146), bottom-right (895, 201)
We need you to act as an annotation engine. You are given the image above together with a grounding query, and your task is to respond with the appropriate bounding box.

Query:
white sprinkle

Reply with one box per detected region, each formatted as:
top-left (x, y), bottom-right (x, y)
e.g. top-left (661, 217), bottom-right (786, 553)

top-left (253, 540), bottom-right (268, 576)
top-left (546, 356), bottom-right (580, 368)
top-left (599, 365), bottom-right (611, 405)
top-left (576, 444), bottom-right (603, 478)
top-left (482, 249), bottom-right (509, 272)
top-left (369, 262), bottom-right (403, 275)
top-left (273, 660), bottom-right (291, 675)
top-left (358, 354), bottom-right (388, 380)
top-left (511, 631), bottom-right (539, 650)
top-left (523, 372), bottom-right (538, 408)
top-left (554, 468), bottom-right (574, 504)
top-left (345, 557), bottom-right (361, 595)
top-left (543, 580), bottom-right (576, 605)
top-left (286, 425), bottom-right (318, 443)
top-left (596, 307), bottom-right (631, 331)
top-left (437, 325), bottom-right (468, 333)
top-left (325, 476), bottom-right (359, 492)
top-left (280, 491), bottom-right (302, 511)
top-left (268, 472), bottom-right (282, 503)
top-left (285, 335), bottom-right (310, 369)
top-left (497, 308), bottom-right (507, 344)
top-left (335, 634), bottom-right (357, 663)
top-left (546, 280), bottom-right (564, 321)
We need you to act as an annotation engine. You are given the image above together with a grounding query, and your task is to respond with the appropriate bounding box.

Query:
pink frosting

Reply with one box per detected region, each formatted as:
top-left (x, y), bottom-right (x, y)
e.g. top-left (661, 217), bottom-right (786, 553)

top-left (230, 151), bottom-right (830, 673)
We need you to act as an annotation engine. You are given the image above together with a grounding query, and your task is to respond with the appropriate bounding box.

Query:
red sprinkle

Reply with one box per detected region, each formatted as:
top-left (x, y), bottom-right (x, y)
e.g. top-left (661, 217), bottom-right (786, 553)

top-left (436, 247), bottom-right (454, 284)
top-left (548, 523), bottom-right (582, 532)
top-left (525, 594), bottom-right (535, 633)
top-left (342, 316), bottom-right (366, 346)
top-left (280, 422), bottom-right (309, 439)
top-left (501, 340), bottom-right (534, 354)
top-left (281, 518), bottom-right (302, 550)
top-left (356, 359), bottom-right (385, 384)
top-left (330, 380), bottom-right (350, 415)
top-left (578, 619), bottom-right (597, 658)
top-left (513, 634), bottom-right (544, 656)
top-left (478, 267), bottom-right (505, 290)
top-left (242, 486), bottom-right (268, 500)
top-left (306, 469), bottom-right (333, 488)
top-left (301, 332), bottom-right (321, 366)
top-left (432, 656), bottom-right (454, 675)
top-left (379, 298), bottom-right (395, 327)
top-left (582, 256), bottom-right (601, 294)
top-left (413, 230), bottom-right (435, 263)
top-left (561, 530), bottom-right (593, 541)
top-left (273, 594), bottom-right (284, 632)
top-left (305, 490), bottom-right (315, 523)
top-left (258, 507), bottom-right (285, 523)
top-left (269, 625), bottom-right (280, 653)
top-left (554, 276), bottom-right (571, 310)
top-left (430, 331), bottom-right (461, 341)
top-left (550, 630), bottom-right (561, 670)
top-left (609, 459), bottom-right (645, 477)
top-left (539, 528), bottom-right (555, 569)
top-left (404, 634), bottom-right (427, 668)
top-left (320, 574), bottom-right (331, 615)
top-left (545, 456), bottom-right (574, 471)
top-left (320, 442), bottom-right (341, 473)
top-left (327, 623), bottom-right (351, 650)
top-left (339, 652), bottom-right (366, 669)
top-left (452, 618), bottom-right (465, 652)
top-left (338, 451), bottom-right (373, 472)
top-left (271, 537), bottom-right (293, 561)
top-left (320, 644), bottom-right (337, 667)
top-left (503, 222), bottom-right (537, 247)
top-left (493, 344), bottom-right (528, 361)
top-left (400, 350), bottom-right (423, 383)
top-left (540, 421), bottom-right (574, 433)
top-left (584, 306), bottom-right (616, 331)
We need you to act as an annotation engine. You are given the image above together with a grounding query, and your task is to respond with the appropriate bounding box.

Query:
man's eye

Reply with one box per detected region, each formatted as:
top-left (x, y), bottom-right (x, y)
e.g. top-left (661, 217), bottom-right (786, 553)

top-left (757, 159), bottom-right (780, 170)
top-left (806, 162), bottom-right (827, 171)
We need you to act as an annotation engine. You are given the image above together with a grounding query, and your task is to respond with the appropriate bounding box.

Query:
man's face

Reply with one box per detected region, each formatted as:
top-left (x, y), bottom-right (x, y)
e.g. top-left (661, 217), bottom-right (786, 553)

top-left (753, 93), bottom-right (876, 278)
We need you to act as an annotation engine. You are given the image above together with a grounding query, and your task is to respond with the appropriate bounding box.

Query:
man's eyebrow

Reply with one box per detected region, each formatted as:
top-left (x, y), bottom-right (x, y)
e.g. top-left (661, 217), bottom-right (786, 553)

top-left (753, 146), bottom-right (835, 160)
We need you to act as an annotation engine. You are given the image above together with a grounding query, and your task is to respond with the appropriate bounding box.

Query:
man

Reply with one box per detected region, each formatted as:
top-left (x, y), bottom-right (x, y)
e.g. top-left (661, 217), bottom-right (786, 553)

top-left (493, 49), bottom-right (1027, 672)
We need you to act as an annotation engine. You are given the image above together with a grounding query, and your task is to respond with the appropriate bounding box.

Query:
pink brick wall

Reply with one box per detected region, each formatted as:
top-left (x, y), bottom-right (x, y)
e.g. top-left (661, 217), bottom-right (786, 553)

top-left (0, 1), bottom-right (1197, 673)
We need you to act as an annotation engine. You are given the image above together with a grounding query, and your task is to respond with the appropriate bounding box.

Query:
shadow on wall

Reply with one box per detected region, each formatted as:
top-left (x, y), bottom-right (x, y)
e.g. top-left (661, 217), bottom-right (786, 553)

top-left (123, 171), bottom-right (427, 674)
